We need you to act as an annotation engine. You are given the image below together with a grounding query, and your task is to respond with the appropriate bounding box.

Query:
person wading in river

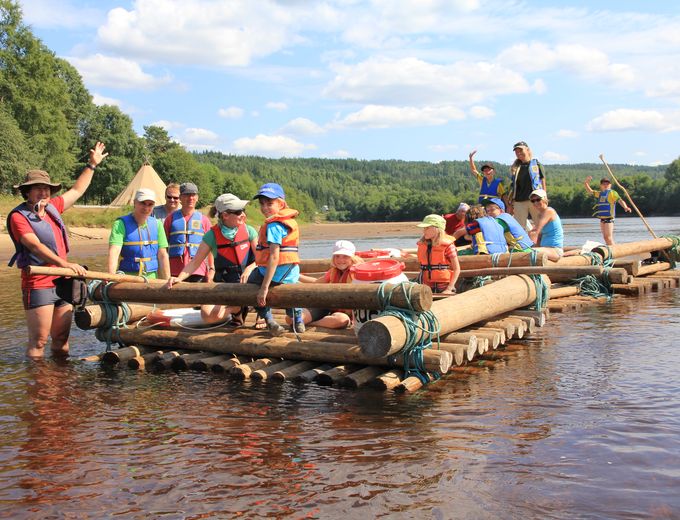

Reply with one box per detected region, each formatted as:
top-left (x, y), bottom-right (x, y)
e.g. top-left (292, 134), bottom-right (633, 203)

top-left (6, 142), bottom-right (108, 359)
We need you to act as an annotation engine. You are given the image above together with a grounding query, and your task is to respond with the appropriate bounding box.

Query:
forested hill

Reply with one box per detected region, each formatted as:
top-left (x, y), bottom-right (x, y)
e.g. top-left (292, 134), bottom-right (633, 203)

top-left (195, 152), bottom-right (673, 221)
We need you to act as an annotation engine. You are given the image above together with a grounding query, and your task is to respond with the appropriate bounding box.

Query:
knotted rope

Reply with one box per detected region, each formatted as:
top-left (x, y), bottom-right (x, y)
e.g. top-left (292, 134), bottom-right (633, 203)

top-left (87, 279), bottom-right (138, 351)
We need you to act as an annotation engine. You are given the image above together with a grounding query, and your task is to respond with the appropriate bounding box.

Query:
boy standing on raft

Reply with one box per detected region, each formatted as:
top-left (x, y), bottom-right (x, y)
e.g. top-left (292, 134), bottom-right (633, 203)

top-left (468, 150), bottom-right (506, 204)
top-left (248, 183), bottom-right (303, 336)
top-left (7, 142), bottom-right (108, 359)
top-left (584, 176), bottom-right (631, 245)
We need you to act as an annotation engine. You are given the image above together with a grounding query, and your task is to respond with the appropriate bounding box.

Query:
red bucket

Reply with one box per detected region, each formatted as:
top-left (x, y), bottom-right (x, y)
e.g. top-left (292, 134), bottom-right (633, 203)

top-left (350, 259), bottom-right (405, 282)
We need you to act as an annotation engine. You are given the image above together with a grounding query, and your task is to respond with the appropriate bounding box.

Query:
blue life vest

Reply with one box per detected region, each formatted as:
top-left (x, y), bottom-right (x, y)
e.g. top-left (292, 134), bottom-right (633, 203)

top-left (478, 178), bottom-right (503, 202)
top-left (496, 213), bottom-right (533, 251)
top-left (594, 189), bottom-right (616, 219)
top-left (540, 212), bottom-right (564, 248)
top-left (470, 216), bottom-right (508, 255)
top-left (167, 210), bottom-right (205, 258)
top-left (6, 202), bottom-right (70, 268)
top-left (511, 158), bottom-right (542, 195)
top-left (118, 214), bottom-right (159, 274)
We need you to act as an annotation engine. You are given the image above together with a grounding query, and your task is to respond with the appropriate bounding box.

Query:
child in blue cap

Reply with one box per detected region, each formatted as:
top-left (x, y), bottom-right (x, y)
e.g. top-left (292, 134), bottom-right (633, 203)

top-left (248, 183), bottom-right (303, 335)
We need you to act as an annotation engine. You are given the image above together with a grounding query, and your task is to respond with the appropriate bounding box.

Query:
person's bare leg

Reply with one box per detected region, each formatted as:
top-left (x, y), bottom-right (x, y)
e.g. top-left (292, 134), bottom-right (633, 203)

top-left (601, 221), bottom-right (615, 245)
top-left (49, 304), bottom-right (73, 357)
top-left (26, 305), bottom-right (55, 359)
top-left (310, 312), bottom-right (351, 329)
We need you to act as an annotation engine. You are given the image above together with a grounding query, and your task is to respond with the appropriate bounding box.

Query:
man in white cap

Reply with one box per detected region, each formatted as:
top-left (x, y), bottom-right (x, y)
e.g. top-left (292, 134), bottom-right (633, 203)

top-left (6, 141), bottom-right (108, 358)
top-left (443, 202), bottom-right (471, 246)
top-left (107, 188), bottom-right (170, 279)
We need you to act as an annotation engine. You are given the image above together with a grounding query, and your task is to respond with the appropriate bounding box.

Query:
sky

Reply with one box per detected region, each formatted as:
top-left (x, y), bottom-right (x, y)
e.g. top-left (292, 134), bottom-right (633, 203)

top-left (15, 0), bottom-right (680, 166)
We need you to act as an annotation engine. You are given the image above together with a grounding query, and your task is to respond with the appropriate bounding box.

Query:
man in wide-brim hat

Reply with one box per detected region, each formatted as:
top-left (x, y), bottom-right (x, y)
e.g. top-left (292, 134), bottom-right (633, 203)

top-left (6, 142), bottom-right (108, 359)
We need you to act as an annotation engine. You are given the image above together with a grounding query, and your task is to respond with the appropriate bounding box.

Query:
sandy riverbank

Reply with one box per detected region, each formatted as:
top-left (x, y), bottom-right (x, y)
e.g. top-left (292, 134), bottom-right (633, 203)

top-left (0, 221), bottom-right (420, 262)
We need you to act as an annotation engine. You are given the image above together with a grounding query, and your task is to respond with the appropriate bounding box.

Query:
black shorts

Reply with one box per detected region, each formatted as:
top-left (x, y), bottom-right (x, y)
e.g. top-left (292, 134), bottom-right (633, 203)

top-left (22, 287), bottom-right (70, 310)
top-left (600, 218), bottom-right (614, 224)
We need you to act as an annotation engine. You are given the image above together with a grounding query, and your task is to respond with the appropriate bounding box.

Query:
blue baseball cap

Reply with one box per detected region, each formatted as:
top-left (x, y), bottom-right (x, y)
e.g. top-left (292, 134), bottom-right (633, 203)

top-left (254, 182), bottom-right (285, 200)
top-left (481, 197), bottom-right (505, 212)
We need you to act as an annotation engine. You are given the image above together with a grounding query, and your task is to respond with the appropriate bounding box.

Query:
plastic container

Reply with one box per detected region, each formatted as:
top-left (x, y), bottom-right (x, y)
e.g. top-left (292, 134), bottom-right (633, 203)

top-left (350, 259), bottom-right (409, 333)
top-left (355, 249), bottom-right (392, 259)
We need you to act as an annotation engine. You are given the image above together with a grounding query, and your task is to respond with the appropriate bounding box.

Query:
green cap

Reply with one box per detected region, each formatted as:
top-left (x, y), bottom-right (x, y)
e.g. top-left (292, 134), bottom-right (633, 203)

top-left (416, 214), bottom-right (446, 230)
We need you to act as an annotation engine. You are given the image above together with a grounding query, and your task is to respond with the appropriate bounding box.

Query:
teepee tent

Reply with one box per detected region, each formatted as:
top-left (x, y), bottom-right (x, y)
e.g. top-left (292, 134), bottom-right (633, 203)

top-left (110, 162), bottom-right (167, 207)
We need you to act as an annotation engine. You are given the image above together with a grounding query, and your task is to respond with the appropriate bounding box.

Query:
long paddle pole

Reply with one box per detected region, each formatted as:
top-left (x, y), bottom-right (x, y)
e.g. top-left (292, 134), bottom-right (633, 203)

top-left (599, 154), bottom-right (658, 239)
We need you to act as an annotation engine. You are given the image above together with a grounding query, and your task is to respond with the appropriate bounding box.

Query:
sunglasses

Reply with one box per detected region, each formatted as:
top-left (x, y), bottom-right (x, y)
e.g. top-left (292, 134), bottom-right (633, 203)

top-left (222, 209), bottom-right (244, 215)
top-left (165, 195), bottom-right (179, 200)
top-left (530, 198), bottom-right (543, 203)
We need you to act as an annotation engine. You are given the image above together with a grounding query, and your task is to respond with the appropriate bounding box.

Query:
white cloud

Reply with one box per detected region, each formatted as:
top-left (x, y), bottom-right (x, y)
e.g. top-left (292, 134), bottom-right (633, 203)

top-left (331, 104), bottom-right (465, 129)
top-left (66, 53), bottom-right (170, 89)
top-left (92, 93), bottom-right (123, 107)
top-left (497, 43), bottom-right (635, 85)
top-left (20, 0), bottom-right (102, 28)
top-left (469, 106), bottom-right (495, 119)
top-left (151, 120), bottom-right (182, 130)
top-left (542, 151), bottom-right (568, 162)
top-left (324, 56), bottom-right (533, 107)
top-left (96, 0), bottom-right (316, 67)
top-left (232, 134), bottom-right (315, 157)
top-left (218, 107), bottom-right (245, 119)
top-left (331, 149), bottom-right (351, 158)
top-left (183, 128), bottom-right (219, 143)
top-left (266, 102), bottom-right (288, 111)
top-left (587, 109), bottom-right (679, 132)
top-left (556, 129), bottom-right (579, 138)
top-left (280, 117), bottom-right (325, 136)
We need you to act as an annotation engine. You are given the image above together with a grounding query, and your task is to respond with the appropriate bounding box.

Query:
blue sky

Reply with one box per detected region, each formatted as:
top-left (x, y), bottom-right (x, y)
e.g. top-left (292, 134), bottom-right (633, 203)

top-left (17, 0), bottom-right (680, 165)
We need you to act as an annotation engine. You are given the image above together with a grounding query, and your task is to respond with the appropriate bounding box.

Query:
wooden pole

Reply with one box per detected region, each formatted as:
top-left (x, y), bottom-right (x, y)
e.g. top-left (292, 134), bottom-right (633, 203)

top-left (339, 366), bottom-right (386, 388)
top-left (368, 370), bottom-right (404, 390)
top-left (298, 252), bottom-right (549, 274)
top-left (101, 345), bottom-right (158, 365)
top-left (86, 279), bottom-right (432, 312)
top-left (171, 352), bottom-right (211, 371)
top-left (317, 365), bottom-right (361, 386)
top-left (358, 274), bottom-right (545, 358)
top-left (636, 262), bottom-right (672, 276)
top-left (251, 360), bottom-right (297, 381)
top-left (75, 303), bottom-right (156, 330)
top-left (457, 265), bottom-right (604, 278)
top-left (592, 238), bottom-right (676, 261)
top-left (27, 265), bottom-right (156, 283)
top-left (599, 154), bottom-right (658, 239)
top-left (293, 364), bottom-right (334, 384)
top-left (111, 328), bottom-right (453, 374)
top-left (270, 361), bottom-right (318, 382)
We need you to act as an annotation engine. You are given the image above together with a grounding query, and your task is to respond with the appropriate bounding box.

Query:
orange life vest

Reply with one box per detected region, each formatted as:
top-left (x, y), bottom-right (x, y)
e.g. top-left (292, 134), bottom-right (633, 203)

top-left (255, 208), bottom-right (300, 266)
top-left (417, 235), bottom-right (455, 286)
top-left (327, 266), bottom-right (353, 284)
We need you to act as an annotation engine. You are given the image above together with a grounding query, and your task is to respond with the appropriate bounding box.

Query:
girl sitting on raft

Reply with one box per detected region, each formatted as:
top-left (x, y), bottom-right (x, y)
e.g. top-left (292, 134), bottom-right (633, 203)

top-left (403, 214), bottom-right (460, 295)
top-left (296, 240), bottom-right (363, 329)
top-left (527, 189), bottom-right (564, 261)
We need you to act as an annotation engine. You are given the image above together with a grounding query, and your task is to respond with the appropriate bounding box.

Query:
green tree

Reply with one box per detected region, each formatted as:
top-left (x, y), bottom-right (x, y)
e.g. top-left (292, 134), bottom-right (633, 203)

top-left (0, 105), bottom-right (36, 191)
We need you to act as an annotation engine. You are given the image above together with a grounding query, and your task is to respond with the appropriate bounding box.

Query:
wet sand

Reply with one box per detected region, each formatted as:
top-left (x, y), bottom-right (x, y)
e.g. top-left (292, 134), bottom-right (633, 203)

top-left (0, 221), bottom-right (419, 262)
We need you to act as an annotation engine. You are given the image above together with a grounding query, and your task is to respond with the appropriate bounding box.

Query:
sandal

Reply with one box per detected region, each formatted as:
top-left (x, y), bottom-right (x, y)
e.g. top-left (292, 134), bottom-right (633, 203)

top-left (254, 317), bottom-right (266, 330)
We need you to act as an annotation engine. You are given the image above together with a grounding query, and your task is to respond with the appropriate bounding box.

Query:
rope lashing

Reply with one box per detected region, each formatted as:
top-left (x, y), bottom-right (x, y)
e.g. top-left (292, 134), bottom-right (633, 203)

top-left (377, 281), bottom-right (441, 385)
top-left (529, 274), bottom-right (550, 311)
top-left (88, 279), bottom-right (133, 351)
top-left (575, 274), bottom-right (613, 301)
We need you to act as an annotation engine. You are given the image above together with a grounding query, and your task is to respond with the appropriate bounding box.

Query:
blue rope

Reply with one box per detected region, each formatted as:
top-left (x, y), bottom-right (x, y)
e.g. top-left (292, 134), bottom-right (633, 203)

top-left (87, 280), bottom-right (132, 351)
top-left (662, 235), bottom-right (680, 268)
top-left (377, 281), bottom-right (442, 384)
top-left (529, 274), bottom-right (550, 311)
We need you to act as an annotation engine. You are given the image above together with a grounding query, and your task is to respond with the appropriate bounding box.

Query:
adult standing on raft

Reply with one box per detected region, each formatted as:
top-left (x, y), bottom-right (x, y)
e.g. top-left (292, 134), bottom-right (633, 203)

top-left (509, 141), bottom-right (546, 230)
top-left (107, 188), bottom-right (170, 279)
top-left (6, 142), bottom-right (108, 359)
top-left (584, 176), bottom-right (631, 245)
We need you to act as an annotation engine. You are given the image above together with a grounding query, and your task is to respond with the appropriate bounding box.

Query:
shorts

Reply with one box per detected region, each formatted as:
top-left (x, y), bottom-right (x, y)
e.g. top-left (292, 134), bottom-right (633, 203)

top-left (600, 218), bottom-right (614, 224)
top-left (22, 287), bottom-right (70, 310)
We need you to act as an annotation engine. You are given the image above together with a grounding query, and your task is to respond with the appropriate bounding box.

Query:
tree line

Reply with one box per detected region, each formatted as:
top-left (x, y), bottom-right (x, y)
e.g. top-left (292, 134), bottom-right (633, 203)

top-left (1, 0), bottom-right (679, 223)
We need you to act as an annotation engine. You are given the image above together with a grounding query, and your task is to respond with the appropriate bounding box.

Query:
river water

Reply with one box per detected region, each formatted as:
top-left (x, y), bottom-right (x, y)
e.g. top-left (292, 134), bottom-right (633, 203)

top-left (0, 217), bottom-right (679, 519)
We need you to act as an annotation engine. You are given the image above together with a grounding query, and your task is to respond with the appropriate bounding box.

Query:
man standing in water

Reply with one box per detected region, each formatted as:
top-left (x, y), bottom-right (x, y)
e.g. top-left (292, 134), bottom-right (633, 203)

top-left (584, 176), bottom-right (631, 245)
top-left (509, 141), bottom-right (546, 230)
top-left (6, 142), bottom-right (108, 359)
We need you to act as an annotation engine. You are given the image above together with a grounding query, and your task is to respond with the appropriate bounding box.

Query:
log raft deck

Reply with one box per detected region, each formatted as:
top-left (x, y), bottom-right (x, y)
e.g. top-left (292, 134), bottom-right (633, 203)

top-left (32, 237), bottom-right (679, 393)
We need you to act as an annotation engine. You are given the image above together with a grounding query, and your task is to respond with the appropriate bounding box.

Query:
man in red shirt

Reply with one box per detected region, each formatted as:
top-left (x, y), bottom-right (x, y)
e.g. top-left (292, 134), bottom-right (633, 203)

top-left (443, 202), bottom-right (471, 246)
top-left (7, 142), bottom-right (108, 358)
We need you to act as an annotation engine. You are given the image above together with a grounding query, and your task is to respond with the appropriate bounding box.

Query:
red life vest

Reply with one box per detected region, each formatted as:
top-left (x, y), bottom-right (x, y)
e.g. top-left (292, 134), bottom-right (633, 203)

top-left (213, 223), bottom-right (252, 275)
top-left (417, 235), bottom-right (455, 286)
top-left (255, 208), bottom-right (300, 266)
